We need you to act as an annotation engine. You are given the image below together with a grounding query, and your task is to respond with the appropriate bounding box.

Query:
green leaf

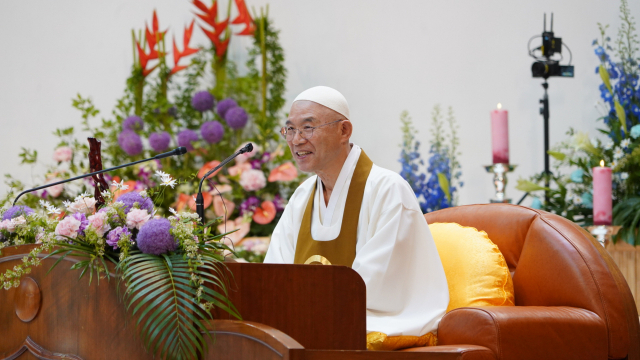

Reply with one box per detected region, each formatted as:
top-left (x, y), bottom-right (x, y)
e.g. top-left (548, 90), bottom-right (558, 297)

top-left (436, 173), bottom-right (451, 204)
top-left (599, 64), bottom-right (612, 92)
top-left (614, 99), bottom-right (627, 133)
top-left (515, 179), bottom-right (549, 192)
top-left (547, 151), bottom-right (566, 161)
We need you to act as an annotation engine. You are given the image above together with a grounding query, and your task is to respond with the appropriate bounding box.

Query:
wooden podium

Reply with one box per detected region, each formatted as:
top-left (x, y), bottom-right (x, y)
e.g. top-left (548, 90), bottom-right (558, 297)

top-left (1, 245), bottom-right (458, 359)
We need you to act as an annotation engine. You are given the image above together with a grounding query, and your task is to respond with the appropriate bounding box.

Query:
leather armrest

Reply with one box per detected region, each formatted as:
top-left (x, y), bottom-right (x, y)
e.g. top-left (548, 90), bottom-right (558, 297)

top-left (438, 306), bottom-right (607, 360)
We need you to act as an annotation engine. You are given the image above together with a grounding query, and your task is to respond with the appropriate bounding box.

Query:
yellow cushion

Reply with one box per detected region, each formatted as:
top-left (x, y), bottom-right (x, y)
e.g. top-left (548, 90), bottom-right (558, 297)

top-left (366, 331), bottom-right (438, 351)
top-left (429, 222), bottom-right (515, 312)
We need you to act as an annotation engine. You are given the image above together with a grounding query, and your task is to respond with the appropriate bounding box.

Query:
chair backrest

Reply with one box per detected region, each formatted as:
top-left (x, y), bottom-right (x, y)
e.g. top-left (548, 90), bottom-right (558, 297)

top-left (425, 204), bottom-right (639, 360)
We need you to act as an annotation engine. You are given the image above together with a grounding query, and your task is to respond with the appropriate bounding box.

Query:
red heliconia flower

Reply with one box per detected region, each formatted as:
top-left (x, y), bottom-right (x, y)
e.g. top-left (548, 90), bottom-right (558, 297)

top-left (171, 19), bottom-right (200, 75)
top-left (136, 10), bottom-right (168, 78)
top-left (193, 0), bottom-right (231, 57)
top-left (232, 0), bottom-right (255, 36)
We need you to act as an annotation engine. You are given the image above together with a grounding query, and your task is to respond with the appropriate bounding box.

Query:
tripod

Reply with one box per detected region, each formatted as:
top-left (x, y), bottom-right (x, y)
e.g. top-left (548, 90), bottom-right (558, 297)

top-left (540, 81), bottom-right (550, 204)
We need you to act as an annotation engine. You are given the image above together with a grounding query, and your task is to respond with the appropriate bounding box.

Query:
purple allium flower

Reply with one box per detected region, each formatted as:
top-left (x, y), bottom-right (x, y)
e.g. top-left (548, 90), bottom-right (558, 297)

top-left (200, 121), bottom-right (224, 144)
top-left (273, 194), bottom-right (286, 212)
top-left (118, 130), bottom-right (143, 156)
top-left (116, 192), bottom-right (154, 214)
top-left (106, 226), bottom-right (131, 249)
top-left (216, 98), bottom-right (238, 119)
top-left (191, 91), bottom-right (215, 112)
top-left (177, 129), bottom-right (199, 151)
top-left (71, 213), bottom-right (89, 236)
top-left (123, 115), bottom-right (144, 132)
top-left (239, 196), bottom-right (261, 216)
top-left (2, 205), bottom-right (34, 220)
top-left (136, 218), bottom-right (177, 255)
top-left (149, 131), bottom-right (171, 152)
top-left (225, 107), bottom-right (248, 129)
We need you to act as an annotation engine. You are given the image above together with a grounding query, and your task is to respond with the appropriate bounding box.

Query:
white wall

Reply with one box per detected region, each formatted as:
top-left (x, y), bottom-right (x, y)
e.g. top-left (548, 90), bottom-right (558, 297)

top-left (1, 0), bottom-right (637, 206)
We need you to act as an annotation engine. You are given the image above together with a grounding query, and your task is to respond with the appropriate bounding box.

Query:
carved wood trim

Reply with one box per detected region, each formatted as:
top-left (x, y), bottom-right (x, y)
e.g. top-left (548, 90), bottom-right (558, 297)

top-left (2, 336), bottom-right (83, 360)
top-left (213, 331), bottom-right (283, 356)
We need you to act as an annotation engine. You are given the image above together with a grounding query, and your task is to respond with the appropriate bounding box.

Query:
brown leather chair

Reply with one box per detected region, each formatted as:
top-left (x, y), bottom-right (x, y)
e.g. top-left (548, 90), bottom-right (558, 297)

top-left (410, 203), bottom-right (640, 360)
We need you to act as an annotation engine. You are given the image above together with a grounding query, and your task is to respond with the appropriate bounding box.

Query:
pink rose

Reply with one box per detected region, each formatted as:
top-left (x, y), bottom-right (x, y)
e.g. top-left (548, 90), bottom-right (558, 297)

top-left (235, 143), bottom-right (260, 164)
top-left (0, 219), bottom-right (11, 231)
top-left (55, 216), bottom-right (82, 240)
top-left (126, 208), bottom-right (151, 230)
top-left (6, 216), bottom-right (26, 233)
top-left (88, 212), bottom-right (111, 237)
top-left (67, 197), bottom-right (96, 214)
top-left (53, 146), bottom-right (73, 162)
top-left (45, 178), bottom-right (64, 198)
top-left (239, 169), bottom-right (266, 191)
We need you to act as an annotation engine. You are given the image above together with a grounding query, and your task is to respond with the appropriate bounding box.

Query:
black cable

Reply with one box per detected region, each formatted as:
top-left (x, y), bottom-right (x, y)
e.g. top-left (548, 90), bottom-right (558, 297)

top-left (562, 42), bottom-right (573, 65)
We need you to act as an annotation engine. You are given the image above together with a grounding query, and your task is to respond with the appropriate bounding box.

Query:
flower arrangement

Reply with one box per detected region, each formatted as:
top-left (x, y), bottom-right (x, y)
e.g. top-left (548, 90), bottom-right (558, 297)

top-left (517, 0), bottom-right (640, 244)
top-left (398, 105), bottom-right (463, 213)
top-left (2, 1), bottom-right (300, 261)
top-left (0, 174), bottom-right (239, 359)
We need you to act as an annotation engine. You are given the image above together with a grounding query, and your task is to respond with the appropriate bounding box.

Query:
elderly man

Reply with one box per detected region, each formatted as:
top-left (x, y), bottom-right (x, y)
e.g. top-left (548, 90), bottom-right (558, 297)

top-left (264, 86), bottom-right (448, 339)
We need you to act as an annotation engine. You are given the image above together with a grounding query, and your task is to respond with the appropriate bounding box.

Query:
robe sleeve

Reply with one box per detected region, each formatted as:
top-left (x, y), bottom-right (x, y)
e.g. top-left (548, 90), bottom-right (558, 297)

top-left (352, 190), bottom-right (449, 336)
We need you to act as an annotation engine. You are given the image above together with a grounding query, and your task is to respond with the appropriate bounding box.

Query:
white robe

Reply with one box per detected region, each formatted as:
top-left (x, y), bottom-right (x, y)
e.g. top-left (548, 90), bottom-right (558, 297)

top-left (264, 145), bottom-right (449, 336)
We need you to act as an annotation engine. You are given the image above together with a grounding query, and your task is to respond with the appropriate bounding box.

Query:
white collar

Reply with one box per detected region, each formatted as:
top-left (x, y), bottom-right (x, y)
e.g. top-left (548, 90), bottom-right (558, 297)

top-left (317, 144), bottom-right (361, 225)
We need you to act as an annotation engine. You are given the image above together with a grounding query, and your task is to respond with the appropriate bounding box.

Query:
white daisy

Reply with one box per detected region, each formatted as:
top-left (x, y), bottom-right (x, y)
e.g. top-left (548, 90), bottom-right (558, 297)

top-left (621, 172), bottom-right (629, 180)
top-left (613, 147), bottom-right (624, 160)
top-left (610, 160), bottom-right (618, 169)
top-left (621, 138), bottom-right (631, 148)
top-left (156, 171), bottom-right (177, 188)
top-left (604, 140), bottom-right (614, 150)
top-left (111, 180), bottom-right (129, 191)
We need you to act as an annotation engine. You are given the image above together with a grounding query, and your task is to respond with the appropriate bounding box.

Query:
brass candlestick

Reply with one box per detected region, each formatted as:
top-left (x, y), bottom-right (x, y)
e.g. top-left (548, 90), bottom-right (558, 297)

top-left (485, 163), bottom-right (517, 203)
top-left (586, 225), bottom-right (621, 247)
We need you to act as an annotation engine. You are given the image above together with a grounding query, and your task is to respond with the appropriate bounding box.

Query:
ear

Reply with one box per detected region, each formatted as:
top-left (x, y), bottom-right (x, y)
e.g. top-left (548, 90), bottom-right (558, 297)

top-left (340, 120), bottom-right (353, 143)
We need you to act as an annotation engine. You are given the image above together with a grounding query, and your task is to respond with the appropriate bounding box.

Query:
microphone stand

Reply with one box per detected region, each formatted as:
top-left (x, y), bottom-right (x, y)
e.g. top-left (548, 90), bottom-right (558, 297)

top-left (196, 143), bottom-right (253, 224)
top-left (13, 147), bottom-right (188, 206)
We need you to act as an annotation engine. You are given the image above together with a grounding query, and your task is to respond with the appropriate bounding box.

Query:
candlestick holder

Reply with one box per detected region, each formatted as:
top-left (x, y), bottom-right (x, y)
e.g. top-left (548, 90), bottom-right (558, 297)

top-left (484, 163), bottom-right (517, 203)
top-left (586, 225), bottom-right (621, 247)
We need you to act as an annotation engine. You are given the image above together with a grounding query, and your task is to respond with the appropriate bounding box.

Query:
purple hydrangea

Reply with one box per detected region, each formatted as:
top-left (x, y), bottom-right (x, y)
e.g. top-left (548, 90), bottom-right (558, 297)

top-left (217, 98), bottom-right (238, 119)
top-left (116, 192), bottom-right (154, 214)
top-left (177, 129), bottom-right (199, 151)
top-left (71, 213), bottom-right (89, 236)
top-left (191, 91), bottom-right (215, 112)
top-left (225, 107), bottom-right (248, 129)
top-left (136, 218), bottom-right (177, 255)
top-left (200, 121), bottom-right (224, 144)
top-left (106, 226), bottom-right (131, 249)
top-left (118, 131), bottom-right (143, 156)
top-left (239, 196), bottom-right (261, 216)
top-left (149, 131), bottom-right (171, 152)
top-left (2, 205), bottom-right (34, 220)
top-left (123, 115), bottom-right (144, 132)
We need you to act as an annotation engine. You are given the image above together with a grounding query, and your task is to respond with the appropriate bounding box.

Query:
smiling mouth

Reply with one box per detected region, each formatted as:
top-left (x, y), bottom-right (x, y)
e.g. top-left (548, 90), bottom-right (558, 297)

top-left (296, 151), bottom-right (312, 157)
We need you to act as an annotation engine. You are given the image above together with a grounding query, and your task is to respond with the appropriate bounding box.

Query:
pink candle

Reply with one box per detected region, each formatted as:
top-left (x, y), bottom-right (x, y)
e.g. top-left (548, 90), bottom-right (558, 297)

top-left (491, 104), bottom-right (509, 164)
top-left (592, 160), bottom-right (612, 225)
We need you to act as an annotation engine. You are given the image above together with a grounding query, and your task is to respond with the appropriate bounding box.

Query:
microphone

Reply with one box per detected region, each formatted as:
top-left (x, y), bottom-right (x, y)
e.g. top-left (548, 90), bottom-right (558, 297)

top-left (13, 147), bottom-right (188, 206)
top-left (196, 142), bottom-right (253, 223)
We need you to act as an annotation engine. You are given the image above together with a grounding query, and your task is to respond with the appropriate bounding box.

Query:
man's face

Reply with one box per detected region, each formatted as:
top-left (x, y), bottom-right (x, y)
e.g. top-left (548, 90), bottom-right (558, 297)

top-left (286, 101), bottom-right (347, 173)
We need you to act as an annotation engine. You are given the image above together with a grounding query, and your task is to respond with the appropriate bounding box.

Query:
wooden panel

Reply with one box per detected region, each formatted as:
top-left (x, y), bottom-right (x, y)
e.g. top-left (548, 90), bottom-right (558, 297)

top-left (0, 245), bottom-right (153, 360)
top-left (606, 242), bottom-right (640, 314)
top-left (213, 262), bottom-right (367, 351)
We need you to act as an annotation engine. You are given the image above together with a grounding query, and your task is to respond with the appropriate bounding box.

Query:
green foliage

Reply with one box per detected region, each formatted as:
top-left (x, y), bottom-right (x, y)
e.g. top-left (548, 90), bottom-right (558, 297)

top-left (613, 196), bottom-right (640, 245)
top-left (18, 148), bottom-right (37, 164)
top-left (616, 0), bottom-right (640, 76)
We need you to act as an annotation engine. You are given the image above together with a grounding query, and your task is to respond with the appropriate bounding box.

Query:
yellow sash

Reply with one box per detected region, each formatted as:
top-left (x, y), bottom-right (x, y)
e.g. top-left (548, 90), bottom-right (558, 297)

top-left (293, 151), bottom-right (373, 267)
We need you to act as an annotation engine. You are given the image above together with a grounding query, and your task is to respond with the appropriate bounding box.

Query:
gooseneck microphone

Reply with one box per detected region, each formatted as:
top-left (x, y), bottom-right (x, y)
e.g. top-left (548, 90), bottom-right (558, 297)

top-left (196, 142), bottom-right (253, 224)
top-left (13, 147), bottom-right (188, 206)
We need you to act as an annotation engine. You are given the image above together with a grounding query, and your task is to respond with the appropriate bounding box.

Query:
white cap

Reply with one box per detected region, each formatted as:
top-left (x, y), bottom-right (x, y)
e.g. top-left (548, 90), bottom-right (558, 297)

top-left (292, 86), bottom-right (350, 119)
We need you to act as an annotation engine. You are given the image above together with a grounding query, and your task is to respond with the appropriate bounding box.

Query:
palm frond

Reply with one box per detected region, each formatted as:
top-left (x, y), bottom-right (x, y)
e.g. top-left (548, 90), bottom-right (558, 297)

top-left (118, 251), bottom-right (238, 360)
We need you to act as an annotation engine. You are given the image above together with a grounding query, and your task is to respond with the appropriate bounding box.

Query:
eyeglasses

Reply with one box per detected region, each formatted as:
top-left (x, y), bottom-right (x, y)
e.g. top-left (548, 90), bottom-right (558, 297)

top-left (280, 120), bottom-right (344, 141)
